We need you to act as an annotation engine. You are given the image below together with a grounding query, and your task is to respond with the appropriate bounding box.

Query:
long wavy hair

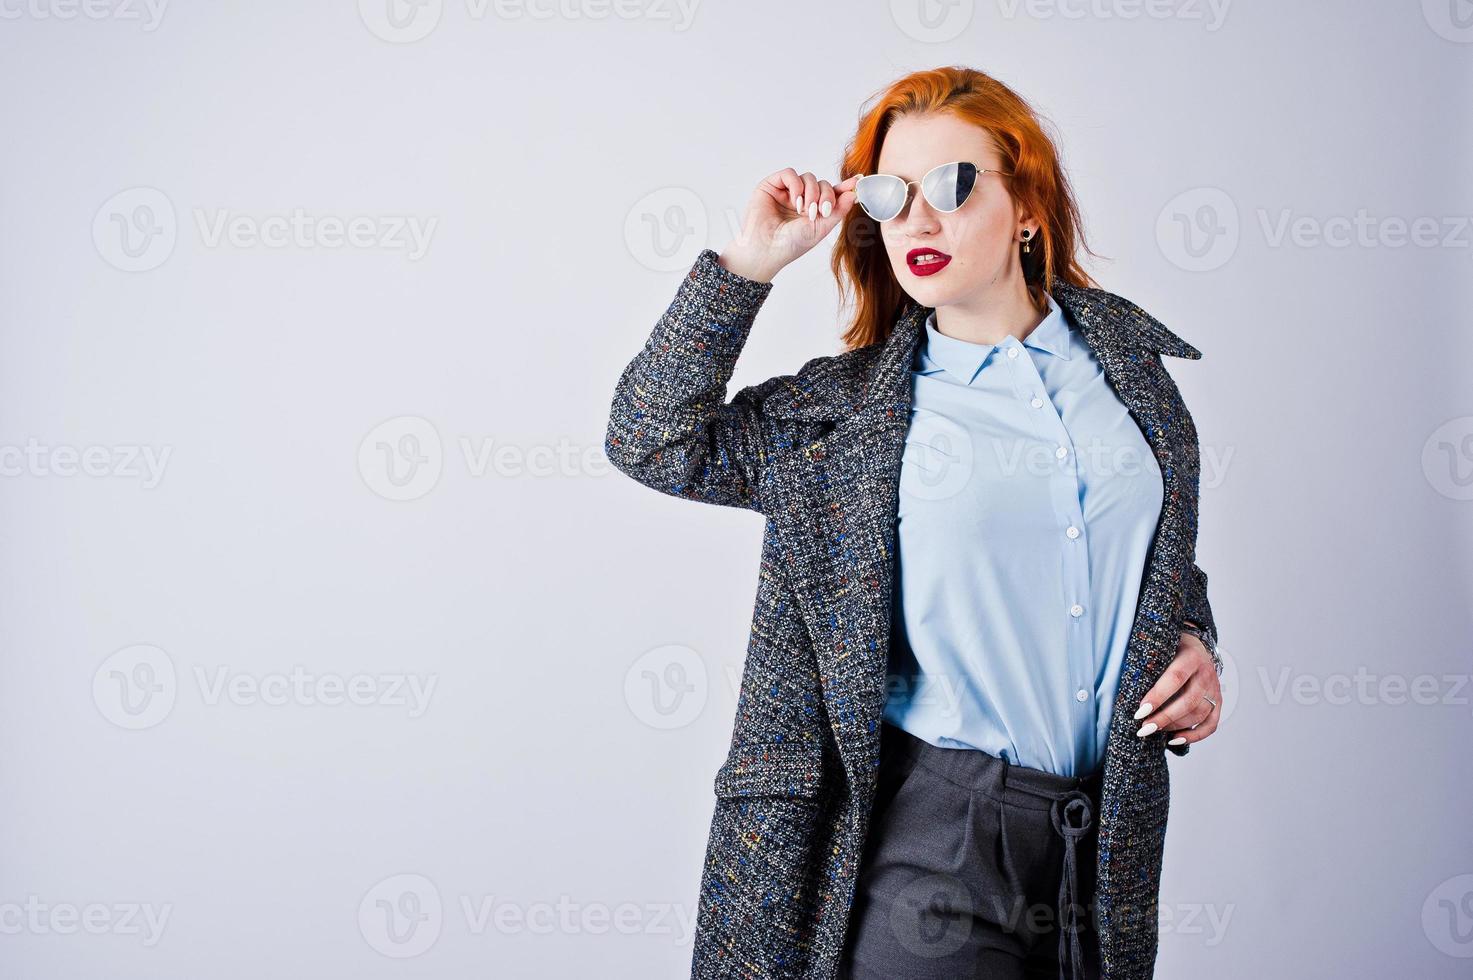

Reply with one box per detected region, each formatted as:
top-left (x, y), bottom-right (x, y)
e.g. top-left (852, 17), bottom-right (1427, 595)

top-left (832, 66), bottom-right (1102, 352)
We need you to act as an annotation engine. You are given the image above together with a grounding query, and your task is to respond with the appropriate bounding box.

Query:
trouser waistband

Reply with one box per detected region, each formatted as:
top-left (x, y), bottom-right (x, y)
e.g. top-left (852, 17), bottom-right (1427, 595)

top-left (879, 721), bottom-right (1099, 980)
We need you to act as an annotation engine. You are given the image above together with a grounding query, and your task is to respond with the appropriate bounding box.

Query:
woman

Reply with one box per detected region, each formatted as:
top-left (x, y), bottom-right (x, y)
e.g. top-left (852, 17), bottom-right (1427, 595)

top-left (605, 66), bottom-right (1224, 980)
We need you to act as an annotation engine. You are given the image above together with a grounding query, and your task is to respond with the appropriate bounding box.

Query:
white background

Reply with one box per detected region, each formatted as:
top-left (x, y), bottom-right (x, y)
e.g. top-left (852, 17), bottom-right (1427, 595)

top-left (2, 1), bottom-right (1471, 977)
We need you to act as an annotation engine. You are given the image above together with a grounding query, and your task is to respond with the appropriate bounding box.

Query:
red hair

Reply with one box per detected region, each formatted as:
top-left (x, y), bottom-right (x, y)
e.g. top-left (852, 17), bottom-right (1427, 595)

top-left (831, 66), bottom-right (1102, 352)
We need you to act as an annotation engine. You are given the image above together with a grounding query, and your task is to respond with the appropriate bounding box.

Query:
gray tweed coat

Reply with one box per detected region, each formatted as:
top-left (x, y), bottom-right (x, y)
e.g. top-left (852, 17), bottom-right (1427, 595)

top-left (604, 248), bottom-right (1221, 980)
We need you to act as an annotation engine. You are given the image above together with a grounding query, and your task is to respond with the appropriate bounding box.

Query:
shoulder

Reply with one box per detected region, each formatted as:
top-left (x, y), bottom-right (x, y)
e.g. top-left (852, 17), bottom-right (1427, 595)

top-left (735, 346), bottom-right (877, 422)
top-left (1052, 280), bottom-right (1204, 360)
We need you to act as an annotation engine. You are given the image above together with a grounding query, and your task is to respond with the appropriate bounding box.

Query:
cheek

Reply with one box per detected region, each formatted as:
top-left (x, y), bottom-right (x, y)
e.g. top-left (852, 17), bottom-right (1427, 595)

top-left (945, 208), bottom-right (1014, 259)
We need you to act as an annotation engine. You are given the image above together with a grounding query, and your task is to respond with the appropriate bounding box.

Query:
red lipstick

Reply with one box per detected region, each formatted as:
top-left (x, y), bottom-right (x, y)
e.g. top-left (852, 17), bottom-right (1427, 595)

top-left (907, 247), bottom-right (951, 276)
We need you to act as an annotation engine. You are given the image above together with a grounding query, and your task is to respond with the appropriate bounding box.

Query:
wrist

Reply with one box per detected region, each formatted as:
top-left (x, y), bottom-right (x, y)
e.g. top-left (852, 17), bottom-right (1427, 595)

top-left (717, 248), bottom-right (779, 284)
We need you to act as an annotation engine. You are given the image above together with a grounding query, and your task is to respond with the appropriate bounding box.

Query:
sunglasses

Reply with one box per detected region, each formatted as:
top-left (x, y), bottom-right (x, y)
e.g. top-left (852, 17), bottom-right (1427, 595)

top-left (853, 161), bottom-right (1013, 223)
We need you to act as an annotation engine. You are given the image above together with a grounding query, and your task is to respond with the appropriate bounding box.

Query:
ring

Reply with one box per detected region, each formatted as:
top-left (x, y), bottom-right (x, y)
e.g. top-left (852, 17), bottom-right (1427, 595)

top-left (1203, 694), bottom-right (1218, 710)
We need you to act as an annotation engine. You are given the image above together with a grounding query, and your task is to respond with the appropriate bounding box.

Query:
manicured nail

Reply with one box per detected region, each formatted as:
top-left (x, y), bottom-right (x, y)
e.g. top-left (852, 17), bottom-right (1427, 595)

top-left (1133, 702), bottom-right (1152, 720)
top-left (1136, 722), bottom-right (1158, 737)
top-left (1167, 736), bottom-right (1187, 745)
top-left (820, 200), bottom-right (832, 217)
top-left (808, 202), bottom-right (817, 221)
top-left (796, 195), bottom-right (804, 212)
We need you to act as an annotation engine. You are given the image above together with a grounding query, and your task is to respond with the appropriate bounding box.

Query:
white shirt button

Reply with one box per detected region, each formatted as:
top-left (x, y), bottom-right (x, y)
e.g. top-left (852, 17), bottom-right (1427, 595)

top-left (1055, 445), bottom-right (1068, 460)
top-left (1066, 525), bottom-right (1080, 539)
top-left (1030, 396), bottom-right (1043, 408)
top-left (1069, 603), bottom-right (1084, 617)
top-left (1007, 346), bottom-right (1019, 359)
top-left (1075, 688), bottom-right (1089, 702)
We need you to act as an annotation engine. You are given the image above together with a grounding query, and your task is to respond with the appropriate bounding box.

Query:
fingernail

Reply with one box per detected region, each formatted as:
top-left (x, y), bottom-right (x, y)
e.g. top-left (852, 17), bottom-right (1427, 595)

top-left (808, 202), bottom-right (817, 221)
top-left (1135, 722), bottom-right (1158, 737)
top-left (820, 200), bottom-right (832, 217)
top-left (1132, 702), bottom-right (1152, 720)
top-left (1167, 736), bottom-right (1187, 745)
top-left (795, 195), bottom-right (803, 212)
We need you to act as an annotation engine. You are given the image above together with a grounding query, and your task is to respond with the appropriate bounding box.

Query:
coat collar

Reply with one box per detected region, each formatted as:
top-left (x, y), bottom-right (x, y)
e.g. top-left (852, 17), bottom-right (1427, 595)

top-left (765, 281), bottom-right (1200, 423)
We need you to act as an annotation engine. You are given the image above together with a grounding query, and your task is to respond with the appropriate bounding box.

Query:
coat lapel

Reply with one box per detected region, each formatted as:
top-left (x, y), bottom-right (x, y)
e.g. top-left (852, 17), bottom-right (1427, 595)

top-left (764, 284), bottom-right (1199, 803)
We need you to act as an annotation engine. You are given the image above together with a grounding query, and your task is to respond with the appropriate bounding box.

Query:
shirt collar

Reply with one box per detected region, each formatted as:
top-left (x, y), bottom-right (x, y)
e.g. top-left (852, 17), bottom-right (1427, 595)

top-left (917, 291), bottom-right (1073, 385)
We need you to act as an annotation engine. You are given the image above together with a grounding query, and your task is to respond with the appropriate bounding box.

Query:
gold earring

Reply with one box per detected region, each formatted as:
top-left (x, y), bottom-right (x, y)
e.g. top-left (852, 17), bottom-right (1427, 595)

top-left (1020, 229), bottom-right (1033, 254)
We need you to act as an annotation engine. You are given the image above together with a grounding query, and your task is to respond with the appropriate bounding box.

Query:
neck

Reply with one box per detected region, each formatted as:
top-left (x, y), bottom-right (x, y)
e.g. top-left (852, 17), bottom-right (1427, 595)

top-left (932, 278), bottom-right (1046, 347)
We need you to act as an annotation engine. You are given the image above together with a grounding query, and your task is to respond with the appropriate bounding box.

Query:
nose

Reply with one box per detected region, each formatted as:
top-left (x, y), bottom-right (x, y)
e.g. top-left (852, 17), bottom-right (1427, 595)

top-left (889, 187), bottom-right (942, 245)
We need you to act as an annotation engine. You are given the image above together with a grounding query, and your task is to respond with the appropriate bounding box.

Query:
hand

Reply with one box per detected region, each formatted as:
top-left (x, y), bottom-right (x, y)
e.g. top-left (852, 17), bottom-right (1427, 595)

top-left (1131, 631), bottom-right (1222, 748)
top-left (718, 167), bottom-right (860, 283)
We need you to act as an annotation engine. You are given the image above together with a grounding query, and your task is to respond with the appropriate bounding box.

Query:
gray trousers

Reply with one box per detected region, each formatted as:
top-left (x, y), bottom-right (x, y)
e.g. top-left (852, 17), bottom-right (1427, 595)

top-left (838, 721), bottom-right (1104, 980)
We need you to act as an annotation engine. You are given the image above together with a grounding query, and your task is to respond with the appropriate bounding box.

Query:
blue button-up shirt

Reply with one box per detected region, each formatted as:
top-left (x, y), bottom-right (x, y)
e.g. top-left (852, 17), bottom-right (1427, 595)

top-left (881, 291), bottom-right (1164, 777)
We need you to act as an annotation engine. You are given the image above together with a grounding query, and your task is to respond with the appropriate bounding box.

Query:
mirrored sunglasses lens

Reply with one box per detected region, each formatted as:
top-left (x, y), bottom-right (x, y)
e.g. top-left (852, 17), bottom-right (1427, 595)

top-left (857, 175), bottom-right (907, 221)
top-left (922, 161), bottom-right (978, 213)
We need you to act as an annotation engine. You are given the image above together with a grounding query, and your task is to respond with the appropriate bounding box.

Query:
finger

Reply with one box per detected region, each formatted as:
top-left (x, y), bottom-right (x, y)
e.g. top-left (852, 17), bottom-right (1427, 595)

top-left (1147, 680), bottom-right (1214, 736)
top-left (813, 179), bottom-right (836, 219)
top-left (764, 168), bottom-right (804, 215)
top-left (799, 171), bottom-right (820, 222)
top-left (1130, 657), bottom-right (1192, 731)
top-left (1156, 671), bottom-right (1223, 738)
top-left (1166, 712), bottom-right (1220, 745)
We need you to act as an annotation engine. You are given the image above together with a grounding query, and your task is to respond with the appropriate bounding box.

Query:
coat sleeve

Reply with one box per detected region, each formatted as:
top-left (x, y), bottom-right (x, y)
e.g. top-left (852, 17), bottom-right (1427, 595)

top-left (1181, 561), bottom-right (1221, 674)
top-left (1166, 560), bottom-right (1221, 758)
top-left (604, 248), bottom-right (780, 514)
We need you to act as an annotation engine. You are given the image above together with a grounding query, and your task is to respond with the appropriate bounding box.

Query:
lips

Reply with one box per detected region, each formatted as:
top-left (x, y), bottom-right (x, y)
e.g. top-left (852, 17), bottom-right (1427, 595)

top-left (907, 247), bottom-right (951, 277)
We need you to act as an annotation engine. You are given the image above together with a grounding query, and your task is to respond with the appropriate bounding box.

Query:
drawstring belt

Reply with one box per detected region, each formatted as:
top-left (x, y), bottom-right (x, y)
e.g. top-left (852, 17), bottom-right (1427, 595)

top-left (1049, 789), bottom-right (1095, 980)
